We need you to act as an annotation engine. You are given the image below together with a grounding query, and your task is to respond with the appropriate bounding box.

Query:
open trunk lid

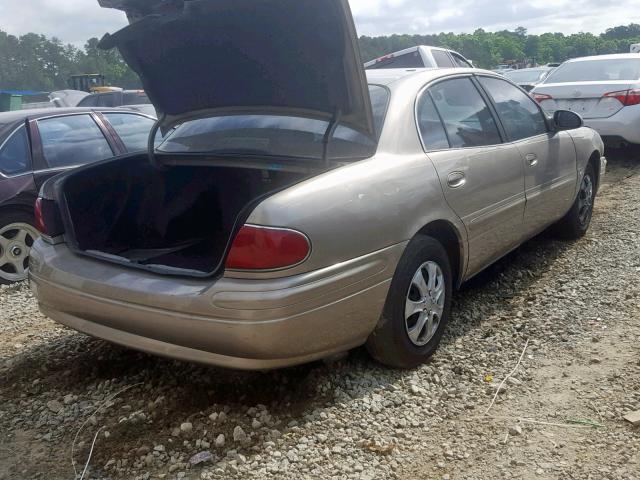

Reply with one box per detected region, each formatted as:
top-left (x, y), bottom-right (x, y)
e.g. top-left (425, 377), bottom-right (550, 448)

top-left (97, 0), bottom-right (375, 140)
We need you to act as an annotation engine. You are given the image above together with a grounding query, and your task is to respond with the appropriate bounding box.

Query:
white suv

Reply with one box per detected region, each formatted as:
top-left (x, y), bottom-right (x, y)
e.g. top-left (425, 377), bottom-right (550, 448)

top-left (364, 45), bottom-right (473, 70)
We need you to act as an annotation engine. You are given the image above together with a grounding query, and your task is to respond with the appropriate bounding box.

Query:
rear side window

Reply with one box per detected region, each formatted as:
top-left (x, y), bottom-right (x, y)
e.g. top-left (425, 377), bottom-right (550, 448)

top-left (417, 94), bottom-right (450, 150)
top-left (428, 78), bottom-right (501, 148)
top-left (451, 53), bottom-right (472, 68)
top-left (104, 113), bottom-right (156, 152)
top-left (123, 92), bottom-right (151, 105)
top-left (96, 94), bottom-right (117, 107)
top-left (37, 115), bottom-right (113, 168)
top-left (77, 95), bottom-right (98, 107)
top-left (479, 77), bottom-right (548, 141)
top-left (366, 52), bottom-right (425, 70)
top-left (547, 58), bottom-right (640, 82)
top-left (432, 50), bottom-right (455, 68)
top-left (0, 126), bottom-right (30, 175)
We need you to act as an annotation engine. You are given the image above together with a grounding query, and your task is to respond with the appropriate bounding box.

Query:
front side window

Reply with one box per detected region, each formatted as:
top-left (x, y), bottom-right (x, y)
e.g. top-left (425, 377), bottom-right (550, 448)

top-left (432, 50), bottom-right (455, 68)
top-left (428, 77), bottom-right (501, 148)
top-left (479, 76), bottom-right (548, 141)
top-left (0, 126), bottom-right (30, 175)
top-left (417, 94), bottom-right (450, 150)
top-left (38, 115), bottom-right (113, 168)
top-left (546, 59), bottom-right (640, 83)
top-left (104, 113), bottom-right (156, 152)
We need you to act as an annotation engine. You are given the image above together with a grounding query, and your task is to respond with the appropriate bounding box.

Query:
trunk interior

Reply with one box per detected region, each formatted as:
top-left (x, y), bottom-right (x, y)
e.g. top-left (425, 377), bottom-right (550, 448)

top-left (60, 154), bottom-right (312, 277)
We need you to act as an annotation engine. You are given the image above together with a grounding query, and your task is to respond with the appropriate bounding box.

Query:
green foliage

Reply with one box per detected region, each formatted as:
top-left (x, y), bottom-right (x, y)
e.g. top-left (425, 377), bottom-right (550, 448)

top-left (359, 23), bottom-right (640, 69)
top-left (1, 23), bottom-right (640, 91)
top-left (0, 29), bottom-right (142, 91)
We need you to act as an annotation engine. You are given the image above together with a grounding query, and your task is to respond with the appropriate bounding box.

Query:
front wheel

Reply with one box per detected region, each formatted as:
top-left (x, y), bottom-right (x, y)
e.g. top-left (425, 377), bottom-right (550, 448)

top-left (0, 211), bottom-right (40, 284)
top-left (555, 163), bottom-right (596, 239)
top-left (366, 235), bottom-right (453, 369)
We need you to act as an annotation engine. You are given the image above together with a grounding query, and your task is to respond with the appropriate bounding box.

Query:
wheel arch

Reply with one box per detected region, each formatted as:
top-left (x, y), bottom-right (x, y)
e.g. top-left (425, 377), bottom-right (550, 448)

top-left (587, 150), bottom-right (601, 192)
top-left (415, 220), bottom-right (465, 289)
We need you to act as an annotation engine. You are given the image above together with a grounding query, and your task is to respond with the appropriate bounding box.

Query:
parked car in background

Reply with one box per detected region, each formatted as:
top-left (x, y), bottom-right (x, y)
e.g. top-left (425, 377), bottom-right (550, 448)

top-left (30, 0), bottom-right (605, 370)
top-left (0, 107), bottom-right (157, 283)
top-left (365, 45), bottom-right (473, 69)
top-left (77, 89), bottom-right (151, 108)
top-left (532, 53), bottom-right (640, 146)
top-left (503, 67), bottom-right (554, 92)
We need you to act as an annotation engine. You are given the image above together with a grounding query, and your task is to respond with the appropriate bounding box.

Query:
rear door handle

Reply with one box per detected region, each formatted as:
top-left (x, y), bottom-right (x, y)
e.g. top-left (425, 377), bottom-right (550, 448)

top-left (525, 153), bottom-right (538, 166)
top-left (447, 171), bottom-right (466, 188)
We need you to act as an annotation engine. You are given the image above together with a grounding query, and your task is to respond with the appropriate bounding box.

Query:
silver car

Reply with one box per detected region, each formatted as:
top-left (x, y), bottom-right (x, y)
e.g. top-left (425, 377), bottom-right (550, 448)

top-left (532, 54), bottom-right (640, 146)
top-left (29, 0), bottom-right (605, 370)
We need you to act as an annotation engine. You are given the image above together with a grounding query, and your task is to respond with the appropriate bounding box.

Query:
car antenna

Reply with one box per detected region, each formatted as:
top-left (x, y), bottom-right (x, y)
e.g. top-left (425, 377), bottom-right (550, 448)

top-left (147, 113), bottom-right (164, 169)
top-left (322, 108), bottom-right (342, 166)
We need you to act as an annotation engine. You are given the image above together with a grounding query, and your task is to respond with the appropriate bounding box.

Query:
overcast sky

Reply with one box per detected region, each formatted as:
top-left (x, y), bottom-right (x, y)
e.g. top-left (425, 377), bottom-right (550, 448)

top-left (1, 0), bottom-right (638, 47)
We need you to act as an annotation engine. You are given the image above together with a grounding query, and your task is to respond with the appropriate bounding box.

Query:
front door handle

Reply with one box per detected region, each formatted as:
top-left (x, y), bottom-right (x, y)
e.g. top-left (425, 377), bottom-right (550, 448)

top-left (447, 171), bottom-right (466, 189)
top-left (525, 153), bottom-right (538, 166)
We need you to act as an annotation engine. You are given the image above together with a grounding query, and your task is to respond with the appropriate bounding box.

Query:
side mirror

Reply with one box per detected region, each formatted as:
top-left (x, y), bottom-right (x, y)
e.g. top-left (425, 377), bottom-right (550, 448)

top-left (553, 110), bottom-right (584, 130)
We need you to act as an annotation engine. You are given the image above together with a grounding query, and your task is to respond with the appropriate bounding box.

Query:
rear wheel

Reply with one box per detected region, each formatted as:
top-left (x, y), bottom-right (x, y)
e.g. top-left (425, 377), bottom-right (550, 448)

top-left (0, 211), bottom-right (40, 284)
top-left (366, 235), bottom-right (453, 369)
top-left (555, 163), bottom-right (596, 239)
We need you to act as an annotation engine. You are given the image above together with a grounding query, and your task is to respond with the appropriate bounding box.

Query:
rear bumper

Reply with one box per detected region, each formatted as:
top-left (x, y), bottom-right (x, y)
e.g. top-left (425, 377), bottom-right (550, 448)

top-left (584, 105), bottom-right (640, 144)
top-left (29, 241), bottom-right (404, 369)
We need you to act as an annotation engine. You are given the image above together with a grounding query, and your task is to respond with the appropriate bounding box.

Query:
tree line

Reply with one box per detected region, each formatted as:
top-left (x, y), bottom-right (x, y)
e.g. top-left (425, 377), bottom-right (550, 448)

top-left (1, 24), bottom-right (639, 92)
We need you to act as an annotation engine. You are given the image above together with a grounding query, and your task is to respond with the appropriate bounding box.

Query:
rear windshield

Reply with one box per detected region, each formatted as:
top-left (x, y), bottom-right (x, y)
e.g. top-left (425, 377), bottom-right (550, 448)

top-left (366, 52), bottom-right (426, 69)
top-left (123, 92), bottom-right (151, 105)
top-left (158, 85), bottom-right (389, 161)
top-left (504, 70), bottom-right (548, 83)
top-left (546, 58), bottom-right (640, 83)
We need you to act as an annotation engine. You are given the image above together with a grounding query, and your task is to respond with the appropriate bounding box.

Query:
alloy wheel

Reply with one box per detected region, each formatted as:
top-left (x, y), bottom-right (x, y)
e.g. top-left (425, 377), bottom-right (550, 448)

top-left (577, 174), bottom-right (594, 227)
top-left (0, 223), bottom-right (40, 283)
top-left (405, 261), bottom-right (445, 347)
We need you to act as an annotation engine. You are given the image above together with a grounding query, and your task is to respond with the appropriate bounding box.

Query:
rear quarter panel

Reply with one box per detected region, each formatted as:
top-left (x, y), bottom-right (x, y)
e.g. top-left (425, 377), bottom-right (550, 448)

top-left (246, 152), bottom-right (467, 279)
top-left (567, 127), bottom-right (604, 185)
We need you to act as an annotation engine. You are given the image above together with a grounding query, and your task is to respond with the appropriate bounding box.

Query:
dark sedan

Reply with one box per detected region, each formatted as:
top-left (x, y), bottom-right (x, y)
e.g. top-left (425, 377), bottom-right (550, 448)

top-left (0, 107), bottom-right (156, 283)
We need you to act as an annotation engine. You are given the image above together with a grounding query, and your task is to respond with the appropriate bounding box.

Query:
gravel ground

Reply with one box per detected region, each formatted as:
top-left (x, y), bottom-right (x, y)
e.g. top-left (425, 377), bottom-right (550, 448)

top-left (1, 150), bottom-right (639, 480)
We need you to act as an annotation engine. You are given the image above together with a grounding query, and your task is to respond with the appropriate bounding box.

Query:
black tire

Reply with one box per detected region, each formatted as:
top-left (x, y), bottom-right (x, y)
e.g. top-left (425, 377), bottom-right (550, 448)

top-left (0, 209), bottom-right (39, 285)
top-left (555, 162), bottom-right (596, 240)
top-left (366, 235), bottom-right (453, 369)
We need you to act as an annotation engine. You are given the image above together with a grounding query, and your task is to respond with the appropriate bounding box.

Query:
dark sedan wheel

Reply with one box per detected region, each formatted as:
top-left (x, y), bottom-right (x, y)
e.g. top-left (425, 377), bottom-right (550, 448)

top-left (367, 235), bottom-right (453, 369)
top-left (0, 211), bottom-right (40, 284)
top-left (556, 163), bottom-right (596, 239)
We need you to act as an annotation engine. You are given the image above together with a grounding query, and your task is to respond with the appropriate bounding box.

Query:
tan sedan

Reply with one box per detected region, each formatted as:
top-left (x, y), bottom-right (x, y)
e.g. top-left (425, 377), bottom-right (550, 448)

top-left (29, 0), bottom-right (606, 369)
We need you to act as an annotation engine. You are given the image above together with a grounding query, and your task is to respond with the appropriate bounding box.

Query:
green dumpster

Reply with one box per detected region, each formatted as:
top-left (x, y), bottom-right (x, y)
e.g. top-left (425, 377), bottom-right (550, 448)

top-left (0, 94), bottom-right (23, 112)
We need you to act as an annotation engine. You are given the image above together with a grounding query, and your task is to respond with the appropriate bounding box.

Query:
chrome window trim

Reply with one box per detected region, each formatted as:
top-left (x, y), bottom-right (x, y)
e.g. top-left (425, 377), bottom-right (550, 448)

top-left (0, 124), bottom-right (31, 177)
top-left (414, 73), bottom-right (505, 154)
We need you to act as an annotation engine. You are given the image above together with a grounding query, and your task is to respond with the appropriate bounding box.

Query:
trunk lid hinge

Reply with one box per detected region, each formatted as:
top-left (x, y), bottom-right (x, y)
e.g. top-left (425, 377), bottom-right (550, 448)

top-left (322, 108), bottom-right (342, 166)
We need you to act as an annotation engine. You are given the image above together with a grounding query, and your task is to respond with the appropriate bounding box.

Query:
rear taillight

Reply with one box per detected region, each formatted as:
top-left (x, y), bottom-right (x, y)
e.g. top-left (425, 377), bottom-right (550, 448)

top-left (603, 89), bottom-right (640, 106)
top-left (532, 93), bottom-right (553, 103)
top-left (225, 225), bottom-right (310, 271)
top-left (34, 197), bottom-right (64, 237)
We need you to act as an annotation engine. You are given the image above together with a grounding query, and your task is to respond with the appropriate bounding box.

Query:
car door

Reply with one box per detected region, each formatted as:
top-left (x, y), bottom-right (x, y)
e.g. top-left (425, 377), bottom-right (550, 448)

top-left (417, 76), bottom-right (526, 277)
top-left (30, 113), bottom-right (120, 190)
top-left (477, 75), bottom-right (577, 233)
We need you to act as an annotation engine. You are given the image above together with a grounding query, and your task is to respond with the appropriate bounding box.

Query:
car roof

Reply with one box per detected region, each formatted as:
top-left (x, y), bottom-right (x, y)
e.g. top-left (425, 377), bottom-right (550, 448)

top-left (505, 67), bottom-right (551, 72)
top-left (366, 67), bottom-right (493, 87)
top-left (565, 53), bottom-right (640, 63)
